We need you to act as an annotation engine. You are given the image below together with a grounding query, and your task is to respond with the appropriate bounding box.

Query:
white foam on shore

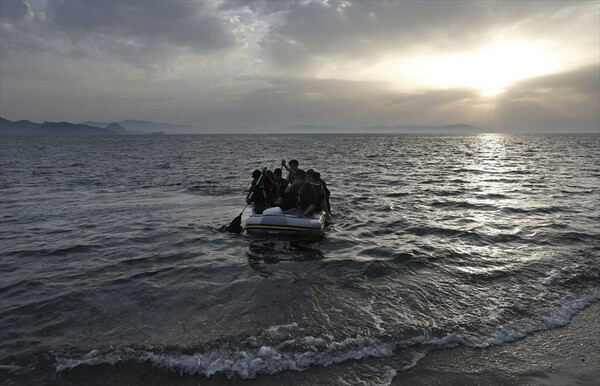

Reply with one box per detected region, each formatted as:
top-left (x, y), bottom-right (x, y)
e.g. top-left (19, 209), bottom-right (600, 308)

top-left (421, 289), bottom-right (600, 349)
top-left (56, 335), bottom-right (394, 379)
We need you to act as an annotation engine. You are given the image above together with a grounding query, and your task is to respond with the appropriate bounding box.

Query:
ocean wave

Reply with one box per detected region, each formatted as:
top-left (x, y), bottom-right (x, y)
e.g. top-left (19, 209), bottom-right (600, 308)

top-left (55, 335), bottom-right (394, 379)
top-left (420, 289), bottom-right (600, 349)
top-left (53, 290), bottom-right (600, 379)
top-left (541, 263), bottom-right (599, 286)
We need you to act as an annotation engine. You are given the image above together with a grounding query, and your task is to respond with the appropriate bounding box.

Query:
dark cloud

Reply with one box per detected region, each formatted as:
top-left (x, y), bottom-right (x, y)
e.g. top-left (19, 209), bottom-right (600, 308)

top-left (0, 1), bottom-right (240, 82)
top-left (219, 0), bottom-right (300, 15)
top-left (45, 1), bottom-right (235, 51)
top-left (494, 64), bottom-right (600, 131)
top-left (0, 0), bottom-right (30, 21)
top-left (508, 64), bottom-right (600, 95)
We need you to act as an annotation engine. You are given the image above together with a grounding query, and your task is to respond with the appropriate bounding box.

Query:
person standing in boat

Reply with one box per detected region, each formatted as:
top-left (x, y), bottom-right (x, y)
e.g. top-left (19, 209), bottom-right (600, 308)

top-left (281, 159), bottom-right (299, 185)
top-left (280, 169), bottom-right (317, 217)
top-left (246, 169), bottom-right (273, 214)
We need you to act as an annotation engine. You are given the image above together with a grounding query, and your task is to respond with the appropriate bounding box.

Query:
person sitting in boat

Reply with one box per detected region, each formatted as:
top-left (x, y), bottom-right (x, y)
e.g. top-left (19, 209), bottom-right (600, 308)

top-left (278, 169), bottom-right (317, 217)
top-left (281, 159), bottom-right (299, 185)
top-left (246, 169), bottom-right (273, 214)
top-left (265, 170), bottom-right (279, 201)
top-left (307, 169), bottom-right (331, 214)
top-left (308, 171), bottom-right (331, 215)
top-left (271, 168), bottom-right (286, 201)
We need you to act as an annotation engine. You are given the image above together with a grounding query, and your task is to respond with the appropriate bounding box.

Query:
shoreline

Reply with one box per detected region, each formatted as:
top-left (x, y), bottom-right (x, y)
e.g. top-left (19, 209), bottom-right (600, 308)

top-left (397, 302), bottom-right (600, 385)
top-left (9, 302), bottom-right (596, 386)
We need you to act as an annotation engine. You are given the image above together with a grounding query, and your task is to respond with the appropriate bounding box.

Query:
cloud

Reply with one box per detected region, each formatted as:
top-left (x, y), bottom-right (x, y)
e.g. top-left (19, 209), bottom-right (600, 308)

top-left (219, 0), bottom-right (300, 15)
top-left (0, 1), bottom-right (238, 74)
top-left (0, 0), bottom-right (30, 21)
top-left (257, 0), bottom-right (598, 73)
top-left (45, 1), bottom-right (235, 52)
top-left (186, 76), bottom-right (484, 130)
top-left (0, 1), bottom-right (598, 132)
top-left (494, 64), bottom-right (600, 131)
top-left (508, 63), bottom-right (600, 95)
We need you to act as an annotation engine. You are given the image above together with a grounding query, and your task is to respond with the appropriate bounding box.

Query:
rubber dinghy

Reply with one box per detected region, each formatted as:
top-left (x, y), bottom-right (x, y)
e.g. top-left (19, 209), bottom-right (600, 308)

top-left (245, 207), bottom-right (327, 235)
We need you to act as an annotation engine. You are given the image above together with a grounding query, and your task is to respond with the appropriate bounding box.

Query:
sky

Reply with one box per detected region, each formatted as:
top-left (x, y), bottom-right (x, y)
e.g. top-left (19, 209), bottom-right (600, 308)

top-left (0, 0), bottom-right (599, 133)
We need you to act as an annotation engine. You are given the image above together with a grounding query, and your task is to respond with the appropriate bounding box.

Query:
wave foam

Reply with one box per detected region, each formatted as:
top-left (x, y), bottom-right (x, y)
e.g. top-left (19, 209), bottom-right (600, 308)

top-left (56, 335), bottom-right (394, 379)
top-left (421, 289), bottom-right (600, 349)
top-left (55, 291), bottom-right (600, 379)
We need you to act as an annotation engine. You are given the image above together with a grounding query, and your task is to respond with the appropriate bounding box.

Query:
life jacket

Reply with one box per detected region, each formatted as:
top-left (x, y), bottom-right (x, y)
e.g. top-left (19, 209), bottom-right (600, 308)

top-left (310, 182), bottom-right (325, 211)
top-left (248, 179), bottom-right (274, 207)
top-left (297, 181), bottom-right (316, 210)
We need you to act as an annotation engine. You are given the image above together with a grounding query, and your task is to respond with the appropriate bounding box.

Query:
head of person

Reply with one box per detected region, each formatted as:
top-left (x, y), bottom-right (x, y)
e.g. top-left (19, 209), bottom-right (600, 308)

top-left (306, 169), bottom-right (314, 176)
top-left (252, 169), bottom-right (261, 180)
top-left (274, 168), bottom-right (282, 177)
top-left (289, 159), bottom-right (299, 171)
top-left (266, 170), bottom-right (275, 180)
top-left (293, 169), bottom-right (306, 184)
top-left (310, 171), bottom-right (321, 183)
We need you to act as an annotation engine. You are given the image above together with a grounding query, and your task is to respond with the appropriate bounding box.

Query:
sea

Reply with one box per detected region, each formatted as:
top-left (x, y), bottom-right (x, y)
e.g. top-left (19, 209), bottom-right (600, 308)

top-left (0, 133), bottom-right (599, 385)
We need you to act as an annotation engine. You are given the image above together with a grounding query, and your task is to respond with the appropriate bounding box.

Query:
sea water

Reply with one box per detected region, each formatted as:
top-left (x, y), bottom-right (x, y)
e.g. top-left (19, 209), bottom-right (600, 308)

top-left (1, 133), bottom-right (598, 384)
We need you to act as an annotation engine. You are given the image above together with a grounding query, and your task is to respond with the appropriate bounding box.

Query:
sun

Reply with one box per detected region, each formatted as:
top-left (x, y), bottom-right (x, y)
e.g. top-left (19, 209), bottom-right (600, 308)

top-left (421, 41), bottom-right (561, 97)
top-left (352, 40), bottom-right (562, 97)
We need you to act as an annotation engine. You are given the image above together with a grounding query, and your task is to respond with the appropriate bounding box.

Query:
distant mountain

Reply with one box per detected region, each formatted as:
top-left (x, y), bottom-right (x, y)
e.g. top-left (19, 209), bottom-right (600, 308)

top-left (104, 122), bottom-right (128, 134)
top-left (0, 117), bottom-right (129, 136)
top-left (117, 119), bottom-right (197, 134)
top-left (37, 121), bottom-right (117, 136)
top-left (285, 124), bottom-right (342, 132)
top-left (0, 118), bottom-right (41, 135)
top-left (80, 120), bottom-right (110, 128)
top-left (81, 119), bottom-right (197, 133)
top-left (366, 124), bottom-right (482, 133)
top-left (284, 123), bottom-right (483, 134)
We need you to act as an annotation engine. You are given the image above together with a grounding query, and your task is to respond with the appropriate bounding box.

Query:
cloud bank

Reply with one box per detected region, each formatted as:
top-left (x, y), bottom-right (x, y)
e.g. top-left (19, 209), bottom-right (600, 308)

top-left (1, 0), bottom-right (598, 132)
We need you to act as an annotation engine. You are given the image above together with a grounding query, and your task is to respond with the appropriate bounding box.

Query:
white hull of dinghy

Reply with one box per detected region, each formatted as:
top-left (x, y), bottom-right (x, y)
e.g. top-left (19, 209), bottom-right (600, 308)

top-left (245, 209), bottom-right (326, 235)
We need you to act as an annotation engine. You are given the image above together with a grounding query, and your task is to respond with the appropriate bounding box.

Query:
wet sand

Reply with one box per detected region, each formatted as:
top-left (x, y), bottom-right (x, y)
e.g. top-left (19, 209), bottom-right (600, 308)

top-left (397, 302), bottom-right (600, 385)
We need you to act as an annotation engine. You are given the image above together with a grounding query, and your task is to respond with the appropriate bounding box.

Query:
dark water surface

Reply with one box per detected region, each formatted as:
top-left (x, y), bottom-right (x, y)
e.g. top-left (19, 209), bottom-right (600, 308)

top-left (1, 134), bottom-right (599, 385)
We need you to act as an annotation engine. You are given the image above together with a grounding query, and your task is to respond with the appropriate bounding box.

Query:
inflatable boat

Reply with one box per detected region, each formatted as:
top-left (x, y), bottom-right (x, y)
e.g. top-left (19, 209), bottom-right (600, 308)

top-left (245, 207), bottom-right (327, 235)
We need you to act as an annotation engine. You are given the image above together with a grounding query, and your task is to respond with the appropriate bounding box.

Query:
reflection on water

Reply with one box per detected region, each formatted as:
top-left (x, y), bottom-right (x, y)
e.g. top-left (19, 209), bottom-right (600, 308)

top-left (247, 238), bottom-right (326, 262)
top-left (246, 237), bottom-right (327, 276)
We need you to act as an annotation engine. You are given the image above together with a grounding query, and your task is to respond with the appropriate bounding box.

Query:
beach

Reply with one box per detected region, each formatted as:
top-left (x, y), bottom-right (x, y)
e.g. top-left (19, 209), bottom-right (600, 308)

top-left (399, 302), bottom-right (600, 385)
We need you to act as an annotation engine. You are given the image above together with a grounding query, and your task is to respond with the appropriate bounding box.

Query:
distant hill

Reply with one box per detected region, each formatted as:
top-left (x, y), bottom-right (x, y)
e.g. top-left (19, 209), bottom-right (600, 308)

top-left (2, 116), bottom-right (484, 135)
top-left (285, 123), bottom-right (483, 134)
top-left (36, 121), bottom-right (118, 136)
top-left (104, 122), bottom-right (128, 134)
top-left (0, 117), bottom-right (130, 136)
top-left (80, 120), bottom-right (110, 128)
top-left (81, 119), bottom-right (198, 134)
top-left (0, 118), bottom-right (41, 135)
top-left (366, 124), bottom-right (481, 133)
top-left (117, 119), bottom-right (197, 134)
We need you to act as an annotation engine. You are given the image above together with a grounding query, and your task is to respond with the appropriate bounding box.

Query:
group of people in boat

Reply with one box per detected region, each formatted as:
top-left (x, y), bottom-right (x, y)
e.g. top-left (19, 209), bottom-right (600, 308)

top-left (246, 159), bottom-right (331, 218)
